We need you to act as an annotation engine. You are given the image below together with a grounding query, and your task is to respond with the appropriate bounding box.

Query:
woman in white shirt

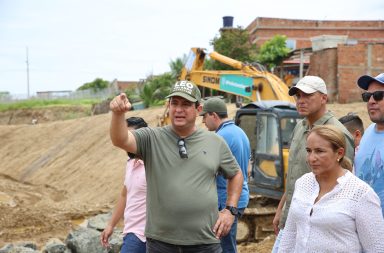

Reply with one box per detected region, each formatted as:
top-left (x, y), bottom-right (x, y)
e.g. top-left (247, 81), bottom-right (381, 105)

top-left (278, 125), bottom-right (384, 253)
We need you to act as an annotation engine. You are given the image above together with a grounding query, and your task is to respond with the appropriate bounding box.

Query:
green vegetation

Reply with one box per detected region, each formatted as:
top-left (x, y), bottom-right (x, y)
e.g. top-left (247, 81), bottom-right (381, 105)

top-left (208, 27), bottom-right (257, 70)
top-left (77, 78), bottom-right (110, 92)
top-left (257, 35), bottom-right (290, 70)
top-left (140, 73), bottom-right (174, 108)
top-left (0, 98), bottom-right (101, 112)
top-left (169, 55), bottom-right (187, 79)
top-left (139, 56), bottom-right (185, 108)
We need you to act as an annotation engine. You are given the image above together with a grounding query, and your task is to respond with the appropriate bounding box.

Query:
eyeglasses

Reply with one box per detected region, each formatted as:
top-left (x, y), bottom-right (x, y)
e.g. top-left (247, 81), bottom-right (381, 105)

top-left (362, 91), bottom-right (384, 102)
top-left (178, 139), bottom-right (188, 159)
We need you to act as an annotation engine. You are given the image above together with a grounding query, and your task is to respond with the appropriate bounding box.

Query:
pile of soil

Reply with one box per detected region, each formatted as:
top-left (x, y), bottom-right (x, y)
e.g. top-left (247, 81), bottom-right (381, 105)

top-left (0, 102), bottom-right (369, 252)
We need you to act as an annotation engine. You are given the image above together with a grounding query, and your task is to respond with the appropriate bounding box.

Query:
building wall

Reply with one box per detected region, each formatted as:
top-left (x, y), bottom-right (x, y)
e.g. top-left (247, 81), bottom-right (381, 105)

top-left (308, 43), bottom-right (384, 103)
top-left (247, 17), bottom-right (384, 103)
top-left (308, 48), bottom-right (338, 102)
top-left (338, 43), bottom-right (384, 103)
top-left (247, 17), bottom-right (384, 49)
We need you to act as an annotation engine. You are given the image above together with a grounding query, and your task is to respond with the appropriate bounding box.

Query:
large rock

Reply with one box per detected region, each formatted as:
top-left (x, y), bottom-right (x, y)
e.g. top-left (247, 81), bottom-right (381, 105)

top-left (42, 238), bottom-right (69, 253)
top-left (66, 227), bottom-right (104, 253)
top-left (65, 226), bottom-right (123, 253)
top-left (87, 212), bottom-right (112, 231)
top-left (0, 243), bottom-right (39, 253)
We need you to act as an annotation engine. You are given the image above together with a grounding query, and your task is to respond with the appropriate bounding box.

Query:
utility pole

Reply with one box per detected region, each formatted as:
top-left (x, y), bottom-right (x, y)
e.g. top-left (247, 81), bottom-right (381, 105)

top-left (26, 47), bottom-right (30, 98)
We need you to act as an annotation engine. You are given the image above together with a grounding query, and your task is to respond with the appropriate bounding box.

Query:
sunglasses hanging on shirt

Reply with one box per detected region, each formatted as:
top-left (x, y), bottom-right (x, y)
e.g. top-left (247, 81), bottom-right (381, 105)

top-left (178, 139), bottom-right (188, 159)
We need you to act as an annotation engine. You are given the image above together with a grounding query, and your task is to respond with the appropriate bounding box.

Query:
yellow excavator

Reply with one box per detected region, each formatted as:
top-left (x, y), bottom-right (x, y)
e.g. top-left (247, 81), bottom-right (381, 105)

top-left (158, 48), bottom-right (301, 242)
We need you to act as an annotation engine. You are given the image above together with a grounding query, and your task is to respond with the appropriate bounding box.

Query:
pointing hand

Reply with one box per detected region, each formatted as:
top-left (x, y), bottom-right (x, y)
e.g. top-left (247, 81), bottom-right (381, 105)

top-left (110, 93), bottom-right (132, 113)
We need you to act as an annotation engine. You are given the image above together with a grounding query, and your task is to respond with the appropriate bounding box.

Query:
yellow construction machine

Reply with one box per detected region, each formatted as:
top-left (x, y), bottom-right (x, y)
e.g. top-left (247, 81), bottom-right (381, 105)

top-left (158, 48), bottom-right (301, 242)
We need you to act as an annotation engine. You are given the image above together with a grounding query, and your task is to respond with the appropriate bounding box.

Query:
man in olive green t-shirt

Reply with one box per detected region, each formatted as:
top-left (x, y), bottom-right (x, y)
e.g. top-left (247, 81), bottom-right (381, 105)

top-left (110, 80), bottom-right (244, 253)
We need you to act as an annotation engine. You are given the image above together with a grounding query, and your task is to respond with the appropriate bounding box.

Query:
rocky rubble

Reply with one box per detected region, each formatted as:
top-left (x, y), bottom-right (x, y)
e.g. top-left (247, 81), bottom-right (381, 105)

top-left (0, 213), bottom-right (123, 253)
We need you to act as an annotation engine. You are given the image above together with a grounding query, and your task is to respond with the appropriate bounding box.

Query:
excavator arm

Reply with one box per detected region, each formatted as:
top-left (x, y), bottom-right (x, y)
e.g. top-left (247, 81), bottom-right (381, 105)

top-left (179, 48), bottom-right (295, 103)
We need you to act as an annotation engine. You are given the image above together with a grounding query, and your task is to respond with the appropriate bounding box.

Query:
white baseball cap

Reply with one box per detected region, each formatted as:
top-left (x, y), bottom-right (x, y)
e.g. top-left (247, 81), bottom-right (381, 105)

top-left (288, 76), bottom-right (327, 96)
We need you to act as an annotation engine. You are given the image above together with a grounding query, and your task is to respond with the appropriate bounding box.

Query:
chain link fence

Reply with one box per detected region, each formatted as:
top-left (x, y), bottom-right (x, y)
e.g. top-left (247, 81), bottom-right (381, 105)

top-left (0, 88), bottom-right (116, 103)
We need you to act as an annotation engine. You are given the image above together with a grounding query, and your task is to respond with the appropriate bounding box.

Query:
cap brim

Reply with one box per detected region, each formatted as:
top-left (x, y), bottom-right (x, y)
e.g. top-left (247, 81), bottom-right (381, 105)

top-left (166, 92), bottom-right (197, 102)
top-left (288, 86), bottom-right (317, 96)
top-left (199, 110), bottom-right (207, 116)
top-left (357, 75), bottom-right (379, 90)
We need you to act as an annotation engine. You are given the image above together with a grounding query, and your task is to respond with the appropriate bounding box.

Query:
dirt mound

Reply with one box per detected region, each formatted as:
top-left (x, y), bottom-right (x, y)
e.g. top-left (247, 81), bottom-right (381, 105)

top-left (0, 102), bottom-right (369, 251)
top-left (0, 106), bottom-right (91, 125)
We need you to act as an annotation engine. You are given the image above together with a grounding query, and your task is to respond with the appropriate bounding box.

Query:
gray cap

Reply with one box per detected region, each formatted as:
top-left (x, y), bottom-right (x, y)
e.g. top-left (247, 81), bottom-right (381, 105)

top-left (199, 97), bottom-right (227, 116)
top-left (166, 81), bottom-right (201, 103)
top-left (288, 76), bottom-right (327, 96)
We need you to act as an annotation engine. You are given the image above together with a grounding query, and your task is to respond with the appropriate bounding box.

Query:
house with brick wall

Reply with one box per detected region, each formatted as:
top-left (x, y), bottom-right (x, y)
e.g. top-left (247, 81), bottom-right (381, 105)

top-left (110, 79), bottom-right (144, 94)
top-left (246, 17), bottom-right (384, 103)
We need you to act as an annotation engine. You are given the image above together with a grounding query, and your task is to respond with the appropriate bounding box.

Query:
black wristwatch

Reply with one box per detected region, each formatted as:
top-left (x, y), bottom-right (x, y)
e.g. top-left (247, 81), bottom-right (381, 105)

top-left (225, 206), bottom-right (239, 217)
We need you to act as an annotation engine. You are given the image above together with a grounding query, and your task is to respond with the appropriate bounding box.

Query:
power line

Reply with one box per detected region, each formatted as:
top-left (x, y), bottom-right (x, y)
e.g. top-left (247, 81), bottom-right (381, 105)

top-left (26, 47), bottom-right (30, 98)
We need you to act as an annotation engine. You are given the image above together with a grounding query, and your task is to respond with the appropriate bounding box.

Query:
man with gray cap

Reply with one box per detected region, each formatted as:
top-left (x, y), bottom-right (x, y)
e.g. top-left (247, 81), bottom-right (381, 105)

top-left (109, 81), bottom-right (244, 253)
top-left (200, 97), bottom-right (250, 253)
top-left (272, 76), bottom-right (355, 252)
top-left (355, 72), bottom-right (384, 217)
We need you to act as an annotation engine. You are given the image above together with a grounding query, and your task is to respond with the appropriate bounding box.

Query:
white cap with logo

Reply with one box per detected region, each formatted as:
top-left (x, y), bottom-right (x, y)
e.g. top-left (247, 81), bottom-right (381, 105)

top-left (288, 76), bottom-right (327, 96)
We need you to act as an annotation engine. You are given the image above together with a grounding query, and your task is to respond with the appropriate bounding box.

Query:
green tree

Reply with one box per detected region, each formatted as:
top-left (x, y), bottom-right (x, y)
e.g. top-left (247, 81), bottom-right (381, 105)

top-left (209, 27), bottom-right (258, 70)
top-left (77, 78), bottom-right (109, 92)
top-left (140, 73), bottom-right (174, 108)
top-left (257, 35), bottom-right (290, 70)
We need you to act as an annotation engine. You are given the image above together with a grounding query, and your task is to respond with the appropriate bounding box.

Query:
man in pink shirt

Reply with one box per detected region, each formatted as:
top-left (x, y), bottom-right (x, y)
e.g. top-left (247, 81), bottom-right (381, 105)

top-left (101, 117), bottom-right (148, 253)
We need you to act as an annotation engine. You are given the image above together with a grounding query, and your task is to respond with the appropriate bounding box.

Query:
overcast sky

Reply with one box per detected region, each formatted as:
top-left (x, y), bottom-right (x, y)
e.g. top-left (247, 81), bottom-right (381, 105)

top-left (0, 0), bottom-right (383, 96)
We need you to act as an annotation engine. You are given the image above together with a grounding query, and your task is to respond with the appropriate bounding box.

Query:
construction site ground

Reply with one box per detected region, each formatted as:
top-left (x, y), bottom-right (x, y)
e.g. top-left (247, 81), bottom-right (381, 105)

top-left (0, 102), bottom-right (370, 252)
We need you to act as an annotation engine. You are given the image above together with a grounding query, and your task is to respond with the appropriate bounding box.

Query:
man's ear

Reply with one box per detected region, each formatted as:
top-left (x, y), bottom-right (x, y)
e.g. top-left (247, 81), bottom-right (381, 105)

top-left (320, 94), bottom-right (328, 104)
top-left (196, 104), bottom-right (203, 113)
top-left (354, 129), bottom-right (362, 139)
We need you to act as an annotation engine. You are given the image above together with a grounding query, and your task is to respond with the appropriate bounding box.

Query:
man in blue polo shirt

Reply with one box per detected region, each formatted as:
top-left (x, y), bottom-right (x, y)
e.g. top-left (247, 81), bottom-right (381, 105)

top-left (201, 97), bottom-right (250, 253)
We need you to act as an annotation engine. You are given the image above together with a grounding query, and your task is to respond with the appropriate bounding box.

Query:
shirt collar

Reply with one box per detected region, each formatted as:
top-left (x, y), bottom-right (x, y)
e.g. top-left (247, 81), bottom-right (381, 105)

top-left (302, 111), bottom-right (334, 131)
top-left (216, 120), bottom-right (234, 133)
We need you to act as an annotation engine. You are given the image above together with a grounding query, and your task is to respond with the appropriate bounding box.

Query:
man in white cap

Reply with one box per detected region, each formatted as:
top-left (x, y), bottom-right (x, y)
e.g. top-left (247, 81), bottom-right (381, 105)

top-left (355, 72), bottom-right (384, 217)
top-left (109, 80), bottom-right (244, 253)
top-left (271, 76), bottom-right (355, 252)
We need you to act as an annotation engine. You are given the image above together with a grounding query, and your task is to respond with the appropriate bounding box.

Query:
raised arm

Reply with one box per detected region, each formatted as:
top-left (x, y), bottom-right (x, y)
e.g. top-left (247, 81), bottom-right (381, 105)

top-left (110, 93), bottom-right (137, 153)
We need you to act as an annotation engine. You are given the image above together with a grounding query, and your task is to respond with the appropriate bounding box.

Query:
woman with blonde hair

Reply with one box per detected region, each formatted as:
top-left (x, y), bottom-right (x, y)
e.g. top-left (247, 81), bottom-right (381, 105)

top-left (278, 125), bottom-right (384, 252)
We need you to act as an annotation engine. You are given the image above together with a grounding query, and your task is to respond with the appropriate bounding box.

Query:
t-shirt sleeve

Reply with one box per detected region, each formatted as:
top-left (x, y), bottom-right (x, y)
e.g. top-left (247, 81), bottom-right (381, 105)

top-left (132, 127), bottom-right (152, 160)
top-left (218, 138), bottom-right (240, 179)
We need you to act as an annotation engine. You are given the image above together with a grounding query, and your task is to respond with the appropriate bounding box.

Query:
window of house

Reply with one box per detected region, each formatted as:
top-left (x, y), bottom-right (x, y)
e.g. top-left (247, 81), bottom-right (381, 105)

top-left (286, 39), bottom-right (296, 50)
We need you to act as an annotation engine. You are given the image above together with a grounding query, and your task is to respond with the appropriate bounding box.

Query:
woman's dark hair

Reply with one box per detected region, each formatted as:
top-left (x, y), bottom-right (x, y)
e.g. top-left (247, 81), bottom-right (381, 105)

top-left (126, 117), bottom-right (148, 129)
top-left (126, 117), bottom-right (147, 159)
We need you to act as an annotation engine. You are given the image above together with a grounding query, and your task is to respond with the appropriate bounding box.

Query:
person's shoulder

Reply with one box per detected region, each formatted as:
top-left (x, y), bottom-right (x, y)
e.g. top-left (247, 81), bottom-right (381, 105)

top-left (196, 127), bottom-right (219, 138)
top-left (220, 122), bottom-right (247, 136)
top-left (366, 123), bottom-right (377, 132)
top-left (298, 172), bottom-right (313, 180)
top-left (296, 172), bottom-right (314, 185)
top-left (326, 114), bottom-right (354, 137)
top-left (294, 172), bottom-right (316, 192)
top-left (347, 175), bottom-right (373, 196)
top-left (324, 113), bottom-right (343, 126)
